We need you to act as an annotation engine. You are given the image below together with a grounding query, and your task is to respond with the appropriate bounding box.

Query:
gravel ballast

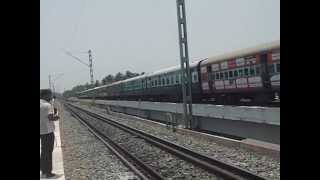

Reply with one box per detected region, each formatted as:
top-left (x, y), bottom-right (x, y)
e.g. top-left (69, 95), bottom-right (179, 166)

top-left (76, 103), bottom-right (280, 180)
top-left (60, 105), bottom-right (136, 180)
top-left (75, 107), bottom-right (222, 180)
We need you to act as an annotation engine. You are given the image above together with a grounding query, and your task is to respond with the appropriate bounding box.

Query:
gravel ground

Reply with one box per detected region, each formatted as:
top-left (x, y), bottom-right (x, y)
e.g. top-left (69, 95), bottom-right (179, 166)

top-left (60, 105), bottom-right (137, 180)
top-left (76, 103), bottom-right (280, 180)
top-left (76, 108), bottom-right (222, 180)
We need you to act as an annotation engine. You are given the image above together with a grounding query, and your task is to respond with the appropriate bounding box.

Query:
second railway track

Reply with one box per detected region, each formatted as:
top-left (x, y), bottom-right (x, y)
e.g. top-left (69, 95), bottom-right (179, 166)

top-left (64, 102), bottom-right (268, 180)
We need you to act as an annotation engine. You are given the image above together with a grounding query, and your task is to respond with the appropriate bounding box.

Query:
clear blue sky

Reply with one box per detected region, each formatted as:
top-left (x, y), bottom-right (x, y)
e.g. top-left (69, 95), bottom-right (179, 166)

top-left (40, 0), bottom-right (279, 92)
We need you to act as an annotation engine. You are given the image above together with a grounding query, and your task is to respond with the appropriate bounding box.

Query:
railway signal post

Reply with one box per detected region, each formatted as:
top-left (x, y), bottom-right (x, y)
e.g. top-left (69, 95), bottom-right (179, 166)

top-left (176, 0), bottom-right (194, 129)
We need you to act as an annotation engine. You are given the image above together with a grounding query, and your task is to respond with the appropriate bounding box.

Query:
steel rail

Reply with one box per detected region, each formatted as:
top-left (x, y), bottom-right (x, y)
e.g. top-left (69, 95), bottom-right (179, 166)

top-left (64, 104), bottom-right (164, 180)
top-left (67, 102), bottom-right (269, 180)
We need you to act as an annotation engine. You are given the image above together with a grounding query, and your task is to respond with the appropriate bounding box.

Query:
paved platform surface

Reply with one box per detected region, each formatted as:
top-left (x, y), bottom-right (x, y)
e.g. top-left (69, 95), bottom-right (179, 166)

top-left (40, 115), bottom-right (65, 179)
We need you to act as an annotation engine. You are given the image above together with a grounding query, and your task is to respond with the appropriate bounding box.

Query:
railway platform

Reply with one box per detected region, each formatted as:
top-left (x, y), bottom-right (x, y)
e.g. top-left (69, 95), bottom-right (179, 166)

top-left (40, 120), bottom-right (65, 179)
top-left (78, 99), bottom-right (280, 144)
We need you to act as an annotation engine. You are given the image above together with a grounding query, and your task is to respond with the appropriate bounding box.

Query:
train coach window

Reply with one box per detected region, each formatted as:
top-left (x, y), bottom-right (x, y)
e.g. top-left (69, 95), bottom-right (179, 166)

top-left (171, 76), bottom-right (174, 84)
top-left (229, 71), bottom-right (233, 78)
top-left (220, 72), bottom-right (224, 79)
top-left (244, 68), bottom-right (249, 76)
top-left (224, 72), bottom-right (228, 79)
top-left (193, 73), bottom-right (198, 82)
top-left (166, 77), bottom-right (170, 85)
top-left (268, 65), bottom-right (275, 74)
top-left (250, 67), bottom-right (255, 75)
top-left (276, 63), bottom-right (280, 72)
top-left (234, 70), bottom-right (238, 77)
top-left (216, 73), bottom-right (220, 80)
top-left (238, 69), bottom-right (243, 77)
top-left (162, 78), bottom-right (165, 86)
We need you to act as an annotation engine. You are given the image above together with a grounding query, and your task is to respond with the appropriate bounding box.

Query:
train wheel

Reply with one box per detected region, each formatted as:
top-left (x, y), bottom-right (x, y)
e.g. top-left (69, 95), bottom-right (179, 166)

top-left (230, 95), bottom-right (240, 105)
top-left (216, 95), bottom-right (225, 105)
top-left (253, 95), bottom-right (268, 106)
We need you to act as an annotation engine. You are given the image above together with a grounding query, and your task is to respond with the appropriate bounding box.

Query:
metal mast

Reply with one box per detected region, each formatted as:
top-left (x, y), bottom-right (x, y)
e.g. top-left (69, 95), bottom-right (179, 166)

top-left (88, 49), bottom-right (94, 85)
top-left (48, 75), bottom-right (52, 91)
top-left (176, 0), bottom-right (194, 129)
top-left (64, 49), bottom-right (94, 86)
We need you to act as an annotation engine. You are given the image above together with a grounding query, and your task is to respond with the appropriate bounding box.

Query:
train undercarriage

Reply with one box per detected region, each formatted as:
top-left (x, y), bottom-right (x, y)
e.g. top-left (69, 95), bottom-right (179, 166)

top-left (79, 90), bottom-right (280, 107)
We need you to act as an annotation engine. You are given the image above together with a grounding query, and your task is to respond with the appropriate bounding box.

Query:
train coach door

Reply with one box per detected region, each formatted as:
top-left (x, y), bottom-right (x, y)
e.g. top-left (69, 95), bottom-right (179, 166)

top-left (200, 66), bottom-right (210, 93)
top-left (260, 54), bottom-right (271, 89)
top-left (207, 65), bottom-right (213, 92)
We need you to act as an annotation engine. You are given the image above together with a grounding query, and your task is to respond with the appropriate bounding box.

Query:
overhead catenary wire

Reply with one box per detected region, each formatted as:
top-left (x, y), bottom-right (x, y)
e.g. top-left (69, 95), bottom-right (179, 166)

top-left (63, 49), bottom-right (89, 67)
top-left (68, 0), bottom-right (87, 50)
top-left (63, 49), bottom-right (94, 85)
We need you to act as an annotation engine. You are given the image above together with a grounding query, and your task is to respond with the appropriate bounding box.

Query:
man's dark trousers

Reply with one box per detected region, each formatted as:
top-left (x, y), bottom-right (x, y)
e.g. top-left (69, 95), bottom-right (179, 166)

top-left (40, 132), bottom-right (55, 174)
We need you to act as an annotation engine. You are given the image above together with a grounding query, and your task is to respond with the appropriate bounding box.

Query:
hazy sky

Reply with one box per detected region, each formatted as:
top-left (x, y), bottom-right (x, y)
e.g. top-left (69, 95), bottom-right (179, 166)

top-left (40, 0), bottom-right (280, 92)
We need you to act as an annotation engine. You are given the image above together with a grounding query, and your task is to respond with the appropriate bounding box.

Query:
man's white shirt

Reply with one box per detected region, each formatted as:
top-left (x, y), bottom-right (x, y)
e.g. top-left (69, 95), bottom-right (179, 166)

top-left (40, 99), bottom-right (55, 135)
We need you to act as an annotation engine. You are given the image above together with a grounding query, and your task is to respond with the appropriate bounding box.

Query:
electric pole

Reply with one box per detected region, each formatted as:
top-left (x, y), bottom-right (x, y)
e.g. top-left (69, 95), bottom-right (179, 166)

top-left (48, 75), bottom-right (52, 91)
top-left (64, 49), bottom-right (94, 86)
top-left (176, 0), bottom-right (194, 129)
top-left (88, 49), bottom-right (94, 85)
top-left (49, 73), bottom-right (64, 97)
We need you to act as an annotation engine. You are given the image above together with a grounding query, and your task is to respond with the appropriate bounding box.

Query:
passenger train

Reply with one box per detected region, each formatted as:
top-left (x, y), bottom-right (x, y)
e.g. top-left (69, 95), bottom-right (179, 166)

top-left (77, 40), bottom-right (280, 106)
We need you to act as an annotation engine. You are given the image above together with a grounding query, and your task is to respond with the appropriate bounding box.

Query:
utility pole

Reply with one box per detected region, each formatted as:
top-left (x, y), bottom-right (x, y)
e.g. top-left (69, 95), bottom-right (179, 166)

top-left (64, 49), bottom-right (94, 86)
top-left (49, 73), bottom-right (64, 97)
top-left (52, 83), bottom-right (55, 96)
top-left (49, 74), bottom-right (54, 102)
top-left (176, 0), bottom-right (194, 129)
top-left (88, 49), bottom-right (94, 85)
top-left (48, 75), bottom-right (52, 92)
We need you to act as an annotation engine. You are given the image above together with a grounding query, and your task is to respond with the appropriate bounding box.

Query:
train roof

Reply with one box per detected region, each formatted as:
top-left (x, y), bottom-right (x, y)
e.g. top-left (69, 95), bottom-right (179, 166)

top-left (78, 74), bottom-right (149, 94)
top-left (120, 73), bottom-right (149, 83)
top-left (77, 86), bottom-right (99, 94)
top-left (78, 60), bottom-right (203, 94)
top-left (148, 60), bottom-right (201, 77)
top-left (201, 40), bottom-right (280, 66)
top-left (77, 41), bottom-right (279, 95)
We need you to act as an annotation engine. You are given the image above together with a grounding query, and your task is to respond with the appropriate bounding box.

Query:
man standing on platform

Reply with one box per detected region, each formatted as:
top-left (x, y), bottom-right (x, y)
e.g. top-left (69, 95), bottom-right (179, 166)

top-left (40, 89), bottom-right (60, 178)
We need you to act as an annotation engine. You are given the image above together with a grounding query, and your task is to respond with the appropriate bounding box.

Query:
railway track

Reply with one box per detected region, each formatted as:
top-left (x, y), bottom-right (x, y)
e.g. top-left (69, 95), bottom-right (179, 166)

top-left (64, 102), bottom-right (268, 180)
top-left (64, 103), bottom-right (164, 180)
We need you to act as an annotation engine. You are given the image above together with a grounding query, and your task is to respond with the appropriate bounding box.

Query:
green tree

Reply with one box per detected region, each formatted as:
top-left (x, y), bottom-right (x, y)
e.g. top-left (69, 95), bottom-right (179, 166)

top-left (63, 70), bottom-right (143, 98)
top-left (95, 80), bottom-right (100, 87)
top-left (102, 74), bottom-right (114, 85)
top-left (84, 83), bottom-right (90, 90)
top-left (114, 72), bottom-right (125, 81)
top-left (125, 70), bottom-right (136, 78)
